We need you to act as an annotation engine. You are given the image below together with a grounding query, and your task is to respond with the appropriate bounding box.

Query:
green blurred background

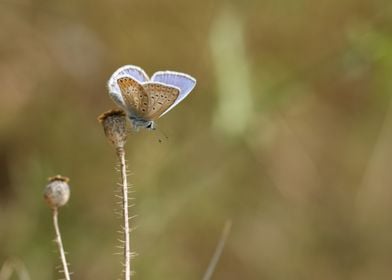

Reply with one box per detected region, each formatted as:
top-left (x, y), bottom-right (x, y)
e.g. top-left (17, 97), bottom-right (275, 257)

top-left (0, 0), bottom-right (392, 279)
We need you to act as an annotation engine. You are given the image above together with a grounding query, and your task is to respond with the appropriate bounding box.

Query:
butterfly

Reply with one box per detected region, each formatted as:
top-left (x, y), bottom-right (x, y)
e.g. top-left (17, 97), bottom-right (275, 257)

top-left (107, 65), bottom-right (196, 130)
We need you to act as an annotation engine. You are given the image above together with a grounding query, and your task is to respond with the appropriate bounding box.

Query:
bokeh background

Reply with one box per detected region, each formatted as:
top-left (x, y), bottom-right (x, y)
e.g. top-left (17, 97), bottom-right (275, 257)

top-left (0, 0), bottom-right (392, 279)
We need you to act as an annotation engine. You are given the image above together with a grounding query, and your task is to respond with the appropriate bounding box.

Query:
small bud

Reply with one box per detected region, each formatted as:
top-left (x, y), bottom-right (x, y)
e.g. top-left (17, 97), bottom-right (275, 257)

top-left (44, 175), bottom-right (70, 208)
top-left (98, 109), bottom-right (127, 149)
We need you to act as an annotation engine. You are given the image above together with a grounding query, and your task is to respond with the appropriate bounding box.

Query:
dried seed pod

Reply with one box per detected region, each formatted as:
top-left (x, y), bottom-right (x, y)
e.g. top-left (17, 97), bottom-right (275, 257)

top-left (98, 109), bottom-right (128, 149)
top-left (44, 175), bottom-right (70, 209)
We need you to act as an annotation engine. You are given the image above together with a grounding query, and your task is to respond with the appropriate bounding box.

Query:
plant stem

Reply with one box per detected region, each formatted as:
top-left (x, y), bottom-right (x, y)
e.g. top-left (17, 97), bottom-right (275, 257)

top-left (202, 220), bottom-right (232, 280)
top-left (117, 147), bottom-right (131, 280)
top-left (52, 208), bottom-right (71, 280)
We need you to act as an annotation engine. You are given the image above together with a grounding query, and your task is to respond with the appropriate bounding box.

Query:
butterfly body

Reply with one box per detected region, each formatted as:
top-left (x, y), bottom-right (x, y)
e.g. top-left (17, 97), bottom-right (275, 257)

top-left (107, 65), bottom-right (196, 130)
top-left (128, 115), bottom-right (155, 130)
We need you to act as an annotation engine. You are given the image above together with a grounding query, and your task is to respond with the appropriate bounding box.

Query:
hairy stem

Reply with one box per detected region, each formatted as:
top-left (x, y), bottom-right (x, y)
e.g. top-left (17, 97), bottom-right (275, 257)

top-left (52, 208), bottom-right (71, 280)
top-left (117, 147), bottom-right (131, 280)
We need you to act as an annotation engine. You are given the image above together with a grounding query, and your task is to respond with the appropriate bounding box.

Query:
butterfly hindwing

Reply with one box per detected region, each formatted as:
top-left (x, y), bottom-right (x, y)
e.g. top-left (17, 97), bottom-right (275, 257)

top-left (141, 83), bottom-right (180, 120)
top-left (117, 77), bottom-right (149, 117)
top-left (151, 71), bottom-right (196, 116)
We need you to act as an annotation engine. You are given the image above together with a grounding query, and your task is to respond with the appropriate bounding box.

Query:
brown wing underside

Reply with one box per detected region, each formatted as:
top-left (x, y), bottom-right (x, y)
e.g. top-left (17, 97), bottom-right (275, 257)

top-left (117, 77), bottom-right (179, 120)
top-left (142, 83), bottom-right (179, 120)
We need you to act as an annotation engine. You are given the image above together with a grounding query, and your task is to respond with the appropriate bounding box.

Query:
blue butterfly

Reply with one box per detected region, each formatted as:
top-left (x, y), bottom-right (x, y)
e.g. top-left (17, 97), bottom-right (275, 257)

top-left (108, 65), bottom-right (196, 130)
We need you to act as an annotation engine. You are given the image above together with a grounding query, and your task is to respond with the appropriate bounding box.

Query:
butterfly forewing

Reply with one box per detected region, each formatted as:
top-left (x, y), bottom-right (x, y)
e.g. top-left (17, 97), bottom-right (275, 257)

top-left (142, 83), bottom-right (180, 120)
top-left (114, 65), bottom-right (149, 83)
top-left (117, 77), bottom-right (149, 117)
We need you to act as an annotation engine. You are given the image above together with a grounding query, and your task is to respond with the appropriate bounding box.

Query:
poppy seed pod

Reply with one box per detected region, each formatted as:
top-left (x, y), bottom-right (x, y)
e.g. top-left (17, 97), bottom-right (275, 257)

top-left (44, 175), bottom-right (70, 209)
top-left (98, 109), bottom-right (128, 149)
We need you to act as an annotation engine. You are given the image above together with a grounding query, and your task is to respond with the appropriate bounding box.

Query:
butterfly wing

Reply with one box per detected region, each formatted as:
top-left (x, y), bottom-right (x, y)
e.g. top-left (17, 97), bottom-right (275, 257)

top-left (107, 65), bottom-right (149, 109)
top-left (110, 65), bottom-right (149, 83)
top-left (141, 82), bottom-right (180, 120)
top-left (151, 71), bottom-right (196, 116)
top-left (117, 76), bottom-right (149, 117)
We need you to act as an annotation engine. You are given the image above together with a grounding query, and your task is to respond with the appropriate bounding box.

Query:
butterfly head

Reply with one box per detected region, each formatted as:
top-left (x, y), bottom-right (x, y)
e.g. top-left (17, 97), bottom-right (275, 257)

top-left (129, 116), bottom-right (156, 131)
